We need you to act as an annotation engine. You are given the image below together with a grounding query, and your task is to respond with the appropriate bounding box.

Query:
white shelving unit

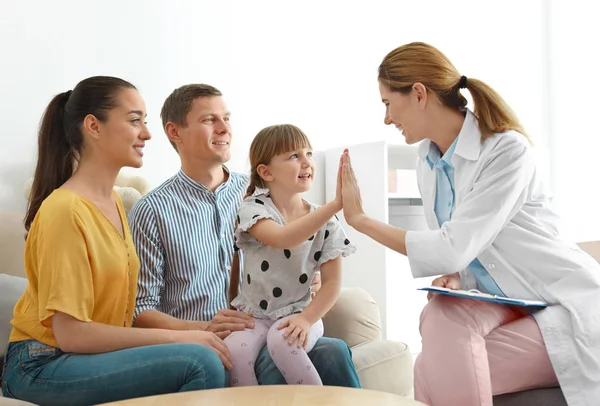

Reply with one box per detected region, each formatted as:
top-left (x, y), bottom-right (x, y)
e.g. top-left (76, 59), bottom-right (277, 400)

top-left (323, 140), bottom-right (435, 353)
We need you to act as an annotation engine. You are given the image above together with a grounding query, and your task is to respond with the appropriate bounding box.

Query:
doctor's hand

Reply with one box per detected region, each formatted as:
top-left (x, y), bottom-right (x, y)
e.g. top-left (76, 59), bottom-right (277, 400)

top-left (341, 149), bottom-right (365, 227)
top-left (427, 272), bottom-right (461, 301)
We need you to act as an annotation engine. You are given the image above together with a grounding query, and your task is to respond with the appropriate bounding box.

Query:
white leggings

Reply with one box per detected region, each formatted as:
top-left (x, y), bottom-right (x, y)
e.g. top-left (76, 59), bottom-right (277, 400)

top-left (224, 314), bottom-right (324, 386)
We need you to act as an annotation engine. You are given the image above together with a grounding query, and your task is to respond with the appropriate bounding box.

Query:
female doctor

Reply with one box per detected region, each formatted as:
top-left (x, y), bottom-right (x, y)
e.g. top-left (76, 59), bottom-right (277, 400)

top-left (339, 41), bottom-right (600, 406)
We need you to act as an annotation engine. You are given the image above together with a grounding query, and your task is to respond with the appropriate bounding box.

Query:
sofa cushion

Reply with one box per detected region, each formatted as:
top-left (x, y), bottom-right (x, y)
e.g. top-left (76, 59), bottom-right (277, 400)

top-left (493, 387), bottom-right (566, 406)
top-left (323, 288), bottom-right (382, 347)
top-left (0, 274), bottom-right (27, 369)
top-left (351, 339), bottom-right (414, 398)
top-left (0, 212), bottom-right (26, 278)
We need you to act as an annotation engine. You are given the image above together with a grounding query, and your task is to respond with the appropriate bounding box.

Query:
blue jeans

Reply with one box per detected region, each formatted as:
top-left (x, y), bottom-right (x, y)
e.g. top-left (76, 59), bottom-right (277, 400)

top-left (1, 340), bottom-right (226, 406)
top-left (255, 337), bottom-right (361, 387)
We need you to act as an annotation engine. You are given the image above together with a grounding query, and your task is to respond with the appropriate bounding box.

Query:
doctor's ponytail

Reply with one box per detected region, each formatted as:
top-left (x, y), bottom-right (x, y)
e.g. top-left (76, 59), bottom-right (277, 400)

top-left (460, 77), bottom-right (531, 144)
top-left (378, 42), bottom-right (532, 145)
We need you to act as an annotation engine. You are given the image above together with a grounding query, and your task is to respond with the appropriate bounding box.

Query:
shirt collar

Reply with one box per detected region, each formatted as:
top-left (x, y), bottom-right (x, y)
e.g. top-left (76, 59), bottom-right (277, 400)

top-left (176, 165), bottom-right (232, 193)
top-left (424, 136), bottom-right (458, 169)
top-left (418, 109), bottom-right (482, 166)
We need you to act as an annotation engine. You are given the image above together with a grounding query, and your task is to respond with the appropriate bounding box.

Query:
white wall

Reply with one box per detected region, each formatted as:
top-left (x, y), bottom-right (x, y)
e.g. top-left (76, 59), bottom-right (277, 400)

top-left (547, 1), bottom-right (600, 243)
top-left (0, 0), bottom-right (241, 211)
top-left (0, 0), bottom-right (547, 211)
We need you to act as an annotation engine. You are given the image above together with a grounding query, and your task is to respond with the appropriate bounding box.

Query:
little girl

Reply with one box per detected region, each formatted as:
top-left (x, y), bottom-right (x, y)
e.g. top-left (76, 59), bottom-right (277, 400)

top-left (226, 124), bottom-right (356, 386)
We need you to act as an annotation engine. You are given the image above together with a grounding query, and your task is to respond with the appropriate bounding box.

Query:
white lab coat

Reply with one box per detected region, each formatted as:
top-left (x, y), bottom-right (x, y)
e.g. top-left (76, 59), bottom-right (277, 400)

top-left (405, 109), bottom-right (600, 405)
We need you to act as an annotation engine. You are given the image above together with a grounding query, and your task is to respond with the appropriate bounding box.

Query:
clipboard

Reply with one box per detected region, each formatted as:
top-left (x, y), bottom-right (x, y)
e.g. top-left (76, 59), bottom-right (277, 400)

top-left (418, 286), bottom-right (548, 308)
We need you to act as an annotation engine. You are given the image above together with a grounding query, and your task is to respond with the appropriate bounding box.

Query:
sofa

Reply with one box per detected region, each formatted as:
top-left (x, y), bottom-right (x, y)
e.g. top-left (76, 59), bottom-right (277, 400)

top-left (2, 175), bottom-right (598, 406)
top-left (0, 176), bottom-right (415, 405)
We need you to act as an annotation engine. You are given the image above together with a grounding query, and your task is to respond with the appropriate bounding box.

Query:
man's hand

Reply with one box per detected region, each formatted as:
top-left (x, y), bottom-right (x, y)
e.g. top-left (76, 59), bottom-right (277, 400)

top-left (204, 309), bottom-right (254, 339)
top-left (311, 271), bottom-right (322, 297)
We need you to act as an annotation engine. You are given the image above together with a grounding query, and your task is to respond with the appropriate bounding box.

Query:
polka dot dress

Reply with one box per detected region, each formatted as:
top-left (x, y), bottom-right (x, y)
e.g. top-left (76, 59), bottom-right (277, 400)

top-left (231, 193), bottom-right (357, 320)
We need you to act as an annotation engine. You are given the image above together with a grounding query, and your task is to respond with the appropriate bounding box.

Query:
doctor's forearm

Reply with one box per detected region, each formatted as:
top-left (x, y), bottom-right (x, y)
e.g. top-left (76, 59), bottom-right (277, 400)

top-left (353, 215), bottom-right (407, 256)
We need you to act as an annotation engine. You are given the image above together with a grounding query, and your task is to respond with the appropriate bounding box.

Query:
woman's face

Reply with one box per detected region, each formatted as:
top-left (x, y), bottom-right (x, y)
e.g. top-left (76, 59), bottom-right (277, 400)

top-left (379, 81), bottom-right (428, 145)
top-left (85, 88), bottom-right (152, 169)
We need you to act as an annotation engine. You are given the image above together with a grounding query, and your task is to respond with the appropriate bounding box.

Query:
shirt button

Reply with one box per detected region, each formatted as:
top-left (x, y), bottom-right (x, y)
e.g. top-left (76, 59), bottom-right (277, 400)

top-left (488, 263), bottom-right (496, 269)
top-left (447, 202), bottom-right (452, 207)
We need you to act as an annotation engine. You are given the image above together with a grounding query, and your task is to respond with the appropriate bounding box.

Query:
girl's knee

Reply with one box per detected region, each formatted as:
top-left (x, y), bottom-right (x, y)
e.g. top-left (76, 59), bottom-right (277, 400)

top-left (224, 338), bottom-right (245, 359)
top-left (267, 326), bottom-right (296, 356)
top-left (266, 326), bottom-right (286, 347)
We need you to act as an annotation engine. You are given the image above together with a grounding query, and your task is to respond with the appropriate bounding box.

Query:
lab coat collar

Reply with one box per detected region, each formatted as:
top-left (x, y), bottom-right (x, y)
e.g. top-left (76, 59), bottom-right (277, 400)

top-left (418, 109), bottom-right (482, 163)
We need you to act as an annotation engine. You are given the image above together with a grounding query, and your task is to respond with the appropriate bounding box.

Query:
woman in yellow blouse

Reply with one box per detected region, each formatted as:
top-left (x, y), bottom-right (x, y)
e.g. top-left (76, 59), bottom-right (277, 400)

top-left (1, 76), bottom-right (232, 406)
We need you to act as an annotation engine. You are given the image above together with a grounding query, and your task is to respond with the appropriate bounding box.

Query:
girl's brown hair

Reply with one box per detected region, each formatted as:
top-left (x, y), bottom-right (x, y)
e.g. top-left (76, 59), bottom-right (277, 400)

top-left (228, 124), bottom-right (312, 307)
top-left (378, 42), bottom-right (531, 144)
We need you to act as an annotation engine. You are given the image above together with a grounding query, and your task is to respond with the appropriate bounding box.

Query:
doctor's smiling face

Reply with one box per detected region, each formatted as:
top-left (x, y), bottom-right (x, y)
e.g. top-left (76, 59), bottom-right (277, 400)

top-left (379, 80), bottom-right (430, 145)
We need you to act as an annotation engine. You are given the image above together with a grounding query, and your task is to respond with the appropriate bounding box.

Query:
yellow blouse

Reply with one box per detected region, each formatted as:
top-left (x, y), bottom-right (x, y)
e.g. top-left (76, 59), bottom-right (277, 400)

top-left (9, 188), bottom-right (139, 347)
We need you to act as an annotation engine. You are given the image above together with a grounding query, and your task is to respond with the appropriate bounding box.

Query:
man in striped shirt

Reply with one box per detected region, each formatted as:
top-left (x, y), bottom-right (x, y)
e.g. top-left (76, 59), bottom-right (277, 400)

top-left (128, 84), bottom-right (360, 387)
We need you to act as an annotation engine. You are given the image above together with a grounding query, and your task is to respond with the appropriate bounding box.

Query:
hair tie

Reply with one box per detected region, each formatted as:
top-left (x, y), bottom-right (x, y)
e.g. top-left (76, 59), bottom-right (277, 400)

top-left (458, 75), bottom-right (468, 89)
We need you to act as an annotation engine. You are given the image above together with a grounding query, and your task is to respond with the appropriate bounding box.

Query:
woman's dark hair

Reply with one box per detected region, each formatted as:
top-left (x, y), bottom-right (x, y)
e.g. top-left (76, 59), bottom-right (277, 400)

top-left (24, 76), bottom-right (136, 231)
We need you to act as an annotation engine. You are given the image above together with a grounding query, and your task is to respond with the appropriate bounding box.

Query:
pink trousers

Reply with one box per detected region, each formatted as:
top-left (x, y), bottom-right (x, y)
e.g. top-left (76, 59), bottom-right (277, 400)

top-left (414, 295), bottom-right (559, 406)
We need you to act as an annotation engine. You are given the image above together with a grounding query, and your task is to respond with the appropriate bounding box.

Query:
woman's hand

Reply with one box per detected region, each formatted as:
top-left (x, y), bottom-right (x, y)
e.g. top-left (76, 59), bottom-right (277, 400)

top-left (177, 330), bottom-right (234, 369)
top-left (427, 272), bottom-right (461, 301)
top-left (341, 149), bottom-right (365, 227)
top-left (278, 314), bottom-right (312, 349)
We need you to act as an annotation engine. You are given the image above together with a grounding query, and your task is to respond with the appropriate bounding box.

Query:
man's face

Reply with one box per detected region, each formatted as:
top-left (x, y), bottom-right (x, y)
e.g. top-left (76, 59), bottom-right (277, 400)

top-left (173, 96), bottom-right (232, 164)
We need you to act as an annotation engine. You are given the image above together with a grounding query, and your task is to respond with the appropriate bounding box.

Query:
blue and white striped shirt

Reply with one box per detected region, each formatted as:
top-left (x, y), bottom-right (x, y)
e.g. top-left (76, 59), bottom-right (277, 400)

top-left (128, 169), bottom-right (248, 322)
